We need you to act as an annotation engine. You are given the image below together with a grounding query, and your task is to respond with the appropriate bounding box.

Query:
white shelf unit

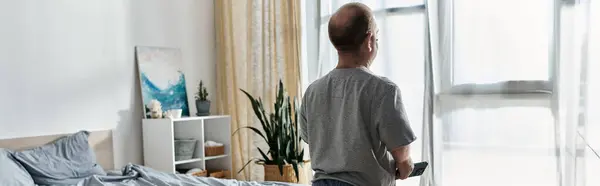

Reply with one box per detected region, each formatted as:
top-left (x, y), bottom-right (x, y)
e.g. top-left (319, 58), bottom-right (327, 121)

top-left (142, 115), bottom-right (232, 176)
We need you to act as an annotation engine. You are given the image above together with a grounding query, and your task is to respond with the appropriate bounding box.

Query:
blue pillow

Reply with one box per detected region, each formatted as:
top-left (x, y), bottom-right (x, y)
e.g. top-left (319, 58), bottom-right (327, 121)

top-left (13, 131), bottom-right (106, 185)
top-left (0, 149), bottom-right (35, 185)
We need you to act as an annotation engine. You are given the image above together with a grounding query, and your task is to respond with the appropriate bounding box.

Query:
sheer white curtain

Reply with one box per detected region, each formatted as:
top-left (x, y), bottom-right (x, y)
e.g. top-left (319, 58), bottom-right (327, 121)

top-left (432, 0), bottom-right (597, 186)
top-left (584, 1), bottom-right (600, 186)
top-left (558, 0), bottom-right (600, 185)
top-left (436, 1), bottom-right (556, 186)
top-left (306, 0), bottom-right (599, 186)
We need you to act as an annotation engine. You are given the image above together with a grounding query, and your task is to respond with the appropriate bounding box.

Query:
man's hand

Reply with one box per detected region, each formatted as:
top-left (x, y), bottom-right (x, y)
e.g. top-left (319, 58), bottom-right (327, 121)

top-left (395, 158), bottom-right (414, 180)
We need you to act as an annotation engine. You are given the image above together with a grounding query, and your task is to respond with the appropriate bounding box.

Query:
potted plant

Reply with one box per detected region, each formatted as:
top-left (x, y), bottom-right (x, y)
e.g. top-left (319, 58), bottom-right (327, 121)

top-left (234, 80), bottom-right (306, 183)
top-left (195, 81), bottom-right (210, 116)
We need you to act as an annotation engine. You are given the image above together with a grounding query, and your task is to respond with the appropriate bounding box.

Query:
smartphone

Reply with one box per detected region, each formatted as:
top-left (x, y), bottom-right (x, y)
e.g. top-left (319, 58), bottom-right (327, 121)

top-left (408, 161), bottom-right (428, 177)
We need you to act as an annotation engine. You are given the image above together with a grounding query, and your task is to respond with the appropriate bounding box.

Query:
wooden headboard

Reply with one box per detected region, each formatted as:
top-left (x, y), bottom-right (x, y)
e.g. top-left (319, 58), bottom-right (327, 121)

top-left (0, 130), bottom-right (114, 170)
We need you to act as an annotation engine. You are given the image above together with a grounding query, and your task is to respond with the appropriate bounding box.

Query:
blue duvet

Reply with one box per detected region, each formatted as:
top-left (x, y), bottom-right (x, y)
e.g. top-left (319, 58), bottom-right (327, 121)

top-left (75, 164), bottom-right (306, 186)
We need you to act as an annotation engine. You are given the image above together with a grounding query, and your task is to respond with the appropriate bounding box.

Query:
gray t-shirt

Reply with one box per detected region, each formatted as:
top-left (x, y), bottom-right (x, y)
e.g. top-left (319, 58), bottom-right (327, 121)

top-left (300, 67), bottom-right (416, 186)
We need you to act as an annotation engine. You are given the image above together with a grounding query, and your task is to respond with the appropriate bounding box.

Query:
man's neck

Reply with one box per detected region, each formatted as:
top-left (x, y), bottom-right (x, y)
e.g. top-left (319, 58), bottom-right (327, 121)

top-left (336, 53), bottom-right (369, 69)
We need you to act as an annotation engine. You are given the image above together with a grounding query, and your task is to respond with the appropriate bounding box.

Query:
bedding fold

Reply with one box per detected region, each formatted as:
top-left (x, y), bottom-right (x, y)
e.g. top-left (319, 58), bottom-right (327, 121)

top-left (76, 164), bottom-right (306, 186)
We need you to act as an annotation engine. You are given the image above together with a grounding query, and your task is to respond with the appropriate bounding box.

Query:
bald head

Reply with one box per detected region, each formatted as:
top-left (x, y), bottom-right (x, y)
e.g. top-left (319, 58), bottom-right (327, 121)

top-left (328, 3), bottom-right (376, 52)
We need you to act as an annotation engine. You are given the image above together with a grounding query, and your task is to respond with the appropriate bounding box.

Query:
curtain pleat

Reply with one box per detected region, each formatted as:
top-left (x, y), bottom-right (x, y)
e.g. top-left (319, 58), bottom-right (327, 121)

top-left (554, 1), bottom-right (591, 186)
top-left (419, 1), bottom-right (437, 186)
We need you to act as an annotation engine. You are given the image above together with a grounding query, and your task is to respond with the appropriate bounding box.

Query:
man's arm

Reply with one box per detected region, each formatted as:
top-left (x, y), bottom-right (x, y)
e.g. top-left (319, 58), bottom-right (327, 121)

top-left (391, 145), bottom-right (413, 180)
top-left (372, 86), bottom-right (416, 180)
top-left (391, 145), bottom-right (411, 164)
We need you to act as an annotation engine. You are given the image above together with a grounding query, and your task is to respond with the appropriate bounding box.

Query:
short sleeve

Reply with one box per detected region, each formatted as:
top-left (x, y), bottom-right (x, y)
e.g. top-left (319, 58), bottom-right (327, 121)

top-left (372, 86), bottom-right (417, 151)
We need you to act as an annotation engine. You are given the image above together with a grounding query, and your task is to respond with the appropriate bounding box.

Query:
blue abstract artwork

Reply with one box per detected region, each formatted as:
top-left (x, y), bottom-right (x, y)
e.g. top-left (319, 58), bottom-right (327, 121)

top-left (136, 47), bottom-right (190, 118)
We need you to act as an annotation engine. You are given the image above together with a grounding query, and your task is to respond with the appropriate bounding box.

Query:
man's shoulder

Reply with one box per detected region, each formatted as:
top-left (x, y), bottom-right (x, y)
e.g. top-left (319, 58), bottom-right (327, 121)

top-left (304, 74), bottom-right (332, 91)
top-left (370, 76), bottom-right (397, 90)
top-left (347, 68), bottom-right (398, 90)
top-left (360, 73), bottom-right (399, 96)
top-left (303, 77), bottom-right (323, 94)
top-left (305, 70), bottom-right (399, 95)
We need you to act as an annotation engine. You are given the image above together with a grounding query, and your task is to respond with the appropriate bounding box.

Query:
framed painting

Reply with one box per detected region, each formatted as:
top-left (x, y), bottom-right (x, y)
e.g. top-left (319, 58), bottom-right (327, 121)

top-left (135, 46), bottom-right (190, 118)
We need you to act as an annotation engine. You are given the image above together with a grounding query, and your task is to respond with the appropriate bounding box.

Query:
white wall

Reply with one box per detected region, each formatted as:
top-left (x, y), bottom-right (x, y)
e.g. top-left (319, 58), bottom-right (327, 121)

top-left (0, 0), bottom-right (216, 168)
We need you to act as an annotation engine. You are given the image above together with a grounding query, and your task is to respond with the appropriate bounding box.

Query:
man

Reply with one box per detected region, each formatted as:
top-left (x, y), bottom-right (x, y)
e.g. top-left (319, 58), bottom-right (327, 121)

top-left (299, 2), bottom-right (416, 186)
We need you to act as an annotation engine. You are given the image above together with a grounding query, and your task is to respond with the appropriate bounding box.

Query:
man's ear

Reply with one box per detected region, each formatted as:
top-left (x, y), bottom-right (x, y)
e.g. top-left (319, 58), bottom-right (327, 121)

top-left (365, 32), bottom-right (374, 52)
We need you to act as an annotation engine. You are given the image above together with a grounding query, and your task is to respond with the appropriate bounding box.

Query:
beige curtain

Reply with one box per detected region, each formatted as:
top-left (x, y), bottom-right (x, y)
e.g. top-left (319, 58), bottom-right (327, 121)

top-left (215, 0), bottom-right (308, 182)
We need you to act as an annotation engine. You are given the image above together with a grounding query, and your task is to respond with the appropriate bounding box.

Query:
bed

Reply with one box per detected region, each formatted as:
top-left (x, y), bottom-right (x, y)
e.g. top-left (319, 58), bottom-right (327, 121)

top-left (0, 130), bottom-right (306, 186)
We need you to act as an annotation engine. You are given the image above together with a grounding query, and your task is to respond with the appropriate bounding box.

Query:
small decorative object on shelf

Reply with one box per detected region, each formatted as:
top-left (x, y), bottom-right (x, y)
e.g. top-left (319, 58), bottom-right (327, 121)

top-left (204, 141), bottom-right (225, 156)
top-left (174, 138), bottom-right (198, 161)
top-left (195, 81), bottom-right (211, 116)
top-left (147, 99), bottom-right (163, 119)
top-left (185, 168), bottom-right (207, 177)
top-left (164, 109), bottom-right (183, 119)
top-left (209, 170), bottom-right (231, 179)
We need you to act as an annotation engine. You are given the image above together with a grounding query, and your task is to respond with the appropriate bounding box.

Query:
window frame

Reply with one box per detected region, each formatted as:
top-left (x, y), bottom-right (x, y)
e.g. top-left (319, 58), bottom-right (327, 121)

top-left (437, 0), bottom-right (591, 165)
top-left (318, 4), bottom-right (426, 24)
top-left (435, 0), bottom-right (565, 161)
top-left (439, 0), bottom-right (558, 96)
top-left (313, 0), bottom-right (559, 96)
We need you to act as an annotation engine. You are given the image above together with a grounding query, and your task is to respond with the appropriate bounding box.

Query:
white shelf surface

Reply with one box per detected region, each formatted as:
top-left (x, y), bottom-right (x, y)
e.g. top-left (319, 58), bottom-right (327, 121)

top-left (174, 158), bottom-right (203, 165)
top-left (171, 115), bottom-right (230, 122)
top-left (204, 154), bottom-right (229, 161)
top-left (174, 154), bottom-right (229, 165)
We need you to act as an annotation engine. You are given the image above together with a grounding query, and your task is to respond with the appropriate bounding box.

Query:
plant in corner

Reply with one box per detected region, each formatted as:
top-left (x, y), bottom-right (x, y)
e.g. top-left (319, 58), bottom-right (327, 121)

top-left (195, 81), bottom-right (210, 116)
top-left (234, 80), bottom-right (305, 183)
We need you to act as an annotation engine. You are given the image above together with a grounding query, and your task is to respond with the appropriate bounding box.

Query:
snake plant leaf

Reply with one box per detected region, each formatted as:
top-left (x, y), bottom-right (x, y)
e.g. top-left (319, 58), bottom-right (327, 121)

top-left (293, 98), bottom-right (299, 134)
top-left (286, 97), bottom-right (292, 121)
top-left (232, 126), bottom-right (267, 143)
top-left (257, 147), bottom-right (271, 163)
top-left (287, 101), bottom-right (296, 152)
top-left (277, 157), bottom-right (285, 176)
top-left (299, 149), bottom-right (304, 161)
top-left (286, 138), bottom-right (294, 162)
top-left (238, 158), bottom-right (262, 174)
top-left (282, 136), bottom-right (290, 159)
top-left (291, 160), bottom-right (300, 181)
top-left (268, 141), bottom-right (278, 153)
top-left (240, 89), bottom-right (272, 138)
top-left (258, 99), bottom-right (273, 138)
top-left (278, 80), bottom-right (284, 102)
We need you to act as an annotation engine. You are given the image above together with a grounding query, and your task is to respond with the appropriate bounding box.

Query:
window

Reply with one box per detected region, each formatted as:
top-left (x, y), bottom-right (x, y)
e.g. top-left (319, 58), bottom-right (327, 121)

top-left (452, 0), bottom-right (553, 85)
top-left (438, 1), bottom-right (559, 186)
